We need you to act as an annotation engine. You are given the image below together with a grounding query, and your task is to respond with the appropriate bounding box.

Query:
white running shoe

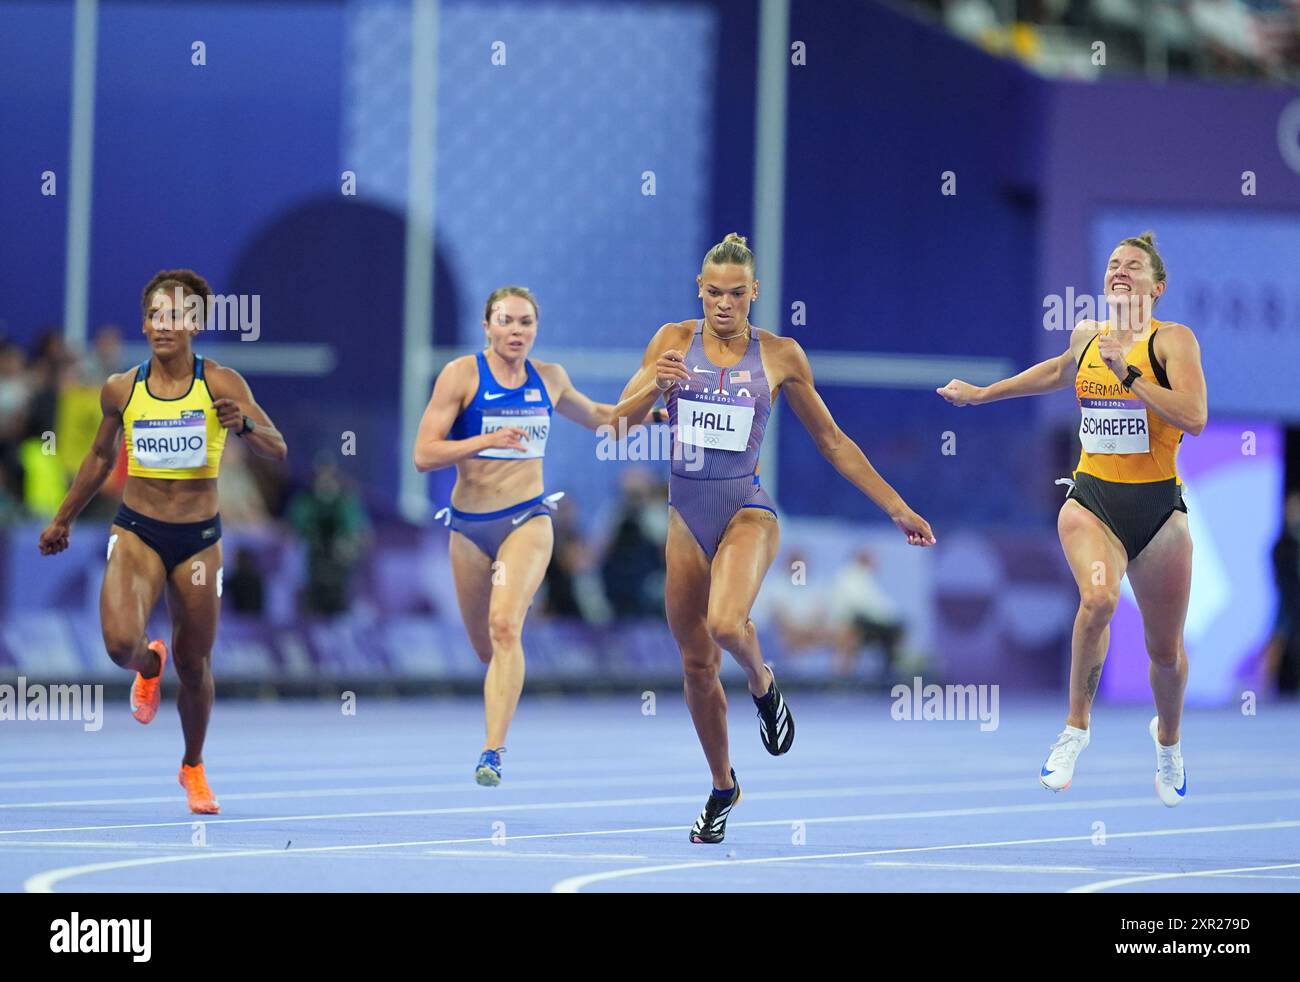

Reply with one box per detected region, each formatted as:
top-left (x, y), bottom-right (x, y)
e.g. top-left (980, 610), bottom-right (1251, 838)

top-left (1040, 723), bottom-right (1090, 792)
top-left (1149, 716), bottom-right (1187, 807)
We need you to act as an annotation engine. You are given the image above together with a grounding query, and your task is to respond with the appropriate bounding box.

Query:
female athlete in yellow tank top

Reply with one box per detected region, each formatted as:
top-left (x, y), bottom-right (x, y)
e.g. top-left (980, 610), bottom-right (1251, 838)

top-left (38, 270), bottom-right (288, 814)
top-left (937, 232), bottom-right (1207, 807)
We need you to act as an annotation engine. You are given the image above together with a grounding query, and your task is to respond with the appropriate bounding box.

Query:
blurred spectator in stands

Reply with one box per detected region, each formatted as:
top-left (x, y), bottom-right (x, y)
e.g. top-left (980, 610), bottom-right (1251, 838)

top-left (768, 548), bottom-right (838, 656)
top-left (16, 332), bottom-right (71, 518)
top-left (225, 545), bottom-right (267, 615)
top-left (218, 434), bottom-right (271, 525)
top-left (542, 496), bottom-right (588, 618)
top-left (829, 547), bottom-right (906, 678)
top-left (90, 323), bottom-right (128, 381)
top-left (56, 352), bottom-right (114, 519)
top-left (540, 496), bottom-right (612, 623)
top-left (245, 443), bottom-right (291, 519)
top-left (0, 340), bottom-right (30, 496)
top-left (288, 456), bottom-right (371, 616)
top-left (1268, 490), bottom-right (1300, 695)
top-left (24, 331), bottom-right (68, 441)
top-left (0, 466), bottom-right (24, 527)
top-left (599, 467), bottom-right (668, 619)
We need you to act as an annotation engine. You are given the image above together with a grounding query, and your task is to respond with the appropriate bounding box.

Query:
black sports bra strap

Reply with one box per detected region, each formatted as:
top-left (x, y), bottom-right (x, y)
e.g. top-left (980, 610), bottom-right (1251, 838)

top-left (1148, 329), bottom-right (1170, 389)
top-left (1076, 332), bottom-right (1098, 370)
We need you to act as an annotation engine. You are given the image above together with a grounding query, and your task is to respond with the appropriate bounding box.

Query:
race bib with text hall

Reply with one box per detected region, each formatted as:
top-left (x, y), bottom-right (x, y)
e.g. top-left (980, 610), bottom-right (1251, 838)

top-left (676, 391), bottom-right (755, 452)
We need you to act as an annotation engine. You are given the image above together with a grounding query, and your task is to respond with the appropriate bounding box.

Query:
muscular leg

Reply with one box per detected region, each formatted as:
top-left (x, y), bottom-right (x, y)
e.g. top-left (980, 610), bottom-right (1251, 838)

top-left (1127, 511), bottom-right (1192, 744)
top-left (708, 508), bottom-right (781, 697)
top-left (166, 542), bottom-right (222, 767)
top-left (482, 517), bottom-right (553, 749)
top-left (665, 508), bottom-right (729, 789)
top-left (1057, 500), bottom-right (1128, 729)
top-left (100, 526), bottom-right (166, 676)
top-left (449, 532), bottom-right (495, 664)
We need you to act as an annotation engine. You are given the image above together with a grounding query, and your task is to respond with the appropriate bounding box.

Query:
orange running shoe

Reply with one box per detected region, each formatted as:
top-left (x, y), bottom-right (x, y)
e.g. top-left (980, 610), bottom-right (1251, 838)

top-left (130, 640), bottom-right (168, 724)
top-left (179, 763), bottom-right (221, 814)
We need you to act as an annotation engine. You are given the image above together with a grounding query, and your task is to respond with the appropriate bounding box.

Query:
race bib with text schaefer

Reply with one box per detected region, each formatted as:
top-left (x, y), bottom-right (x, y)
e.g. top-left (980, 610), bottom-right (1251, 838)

top-left (1079, 397), bottom-right (1150, 454)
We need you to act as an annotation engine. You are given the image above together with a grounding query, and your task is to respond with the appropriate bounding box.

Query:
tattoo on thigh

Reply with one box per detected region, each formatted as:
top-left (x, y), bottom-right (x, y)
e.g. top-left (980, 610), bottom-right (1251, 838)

top-left (1085, 665), bottom-right (1101, 701)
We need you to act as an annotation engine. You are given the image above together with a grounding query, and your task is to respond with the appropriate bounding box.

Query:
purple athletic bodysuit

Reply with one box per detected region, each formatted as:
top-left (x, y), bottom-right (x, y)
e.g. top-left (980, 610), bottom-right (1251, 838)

top-left (665, 322), bottom-right (776, 559)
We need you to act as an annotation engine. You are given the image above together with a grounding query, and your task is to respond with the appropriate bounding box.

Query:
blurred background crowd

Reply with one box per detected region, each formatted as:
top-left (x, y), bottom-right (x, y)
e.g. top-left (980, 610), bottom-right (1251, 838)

top-left (1, 0), bottom-right (1297, 698)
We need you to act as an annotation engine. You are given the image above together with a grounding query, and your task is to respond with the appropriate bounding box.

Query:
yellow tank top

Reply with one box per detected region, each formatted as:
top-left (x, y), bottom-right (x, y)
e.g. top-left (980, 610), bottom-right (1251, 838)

top-left (122, 355), bottom-right (226, 480)
top-left (1074, 321), bottom-right (1183, 485)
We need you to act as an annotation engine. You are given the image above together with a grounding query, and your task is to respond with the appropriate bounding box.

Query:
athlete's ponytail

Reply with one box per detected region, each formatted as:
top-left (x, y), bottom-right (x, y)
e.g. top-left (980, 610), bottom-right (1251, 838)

top-left (702, 233), bottom-right (756, 276)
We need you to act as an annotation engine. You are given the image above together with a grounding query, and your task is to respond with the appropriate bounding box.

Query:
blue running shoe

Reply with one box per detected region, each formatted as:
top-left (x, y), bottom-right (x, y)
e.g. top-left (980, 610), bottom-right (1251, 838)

top-left (476, 747), bottom-right (505, 786)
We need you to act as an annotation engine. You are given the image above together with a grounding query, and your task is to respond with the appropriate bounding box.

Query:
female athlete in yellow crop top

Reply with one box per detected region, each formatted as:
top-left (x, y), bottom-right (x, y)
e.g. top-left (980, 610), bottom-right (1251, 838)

top-left (39, 270), bottom-right (288, 815)
top-left (936, 232), bottom-right (1207, 808)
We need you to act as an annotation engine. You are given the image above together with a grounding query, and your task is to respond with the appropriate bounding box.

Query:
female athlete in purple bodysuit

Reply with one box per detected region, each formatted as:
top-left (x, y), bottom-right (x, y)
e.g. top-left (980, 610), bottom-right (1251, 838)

top-left (612, 234), bottom-right (936, 843)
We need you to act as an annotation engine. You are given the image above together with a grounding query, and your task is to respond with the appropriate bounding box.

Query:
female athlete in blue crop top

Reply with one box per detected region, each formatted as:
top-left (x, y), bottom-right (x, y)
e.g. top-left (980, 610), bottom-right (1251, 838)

top-left (414, 286), bottom-right (663, 786)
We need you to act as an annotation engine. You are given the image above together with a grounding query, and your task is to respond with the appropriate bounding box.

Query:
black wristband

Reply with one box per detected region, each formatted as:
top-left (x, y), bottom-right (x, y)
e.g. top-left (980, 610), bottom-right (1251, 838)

top-left (237, 415), bottom-right (254, 436)
top-left (1122, 365), bottom-right (1143, 391)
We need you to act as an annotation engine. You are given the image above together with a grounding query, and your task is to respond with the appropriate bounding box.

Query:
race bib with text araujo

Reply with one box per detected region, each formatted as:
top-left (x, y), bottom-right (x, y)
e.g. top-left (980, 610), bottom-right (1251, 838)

top-left (1079, 397), bottom-right (1150, 454)
top-left (132, 413), bottom-right (208, 469)
top-left (676, 391), bottom-right (755, 452)
top-left (478, 406), bottom-right (550, 459)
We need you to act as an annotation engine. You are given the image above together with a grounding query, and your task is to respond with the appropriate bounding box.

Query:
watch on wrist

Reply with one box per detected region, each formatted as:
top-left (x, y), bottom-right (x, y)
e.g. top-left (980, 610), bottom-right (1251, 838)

top-left (1121, 365), bottom-right (1143, 390)
top-left (238, 415), bottom-right (255, 436)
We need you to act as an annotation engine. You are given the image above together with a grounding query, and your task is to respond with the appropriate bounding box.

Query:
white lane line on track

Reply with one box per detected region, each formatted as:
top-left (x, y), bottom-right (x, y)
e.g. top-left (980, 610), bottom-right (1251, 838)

top-left (550, 820), bottom-right (1300, 893)
top-left (22, 816), bottom-right (1300, 894)
top-left (868, 862), bottom-right (1109, 873)
top-left (1068, 862), bottom-right (1300, 893)
top-left (423, 850), bottom-right (650, 860)
top-left (14, 763), bottom-right (1297, 809)
top-left (1205, 874), bottom-right (1300, 881)
top-left (0, 770), bottom-right (1080, 805)
top-left (4, 750), bottom-right (1289, 785)
top-left (6, 785), bottom-right (1300, 838)
top-left (0, 759), bottom-right (1023, 792)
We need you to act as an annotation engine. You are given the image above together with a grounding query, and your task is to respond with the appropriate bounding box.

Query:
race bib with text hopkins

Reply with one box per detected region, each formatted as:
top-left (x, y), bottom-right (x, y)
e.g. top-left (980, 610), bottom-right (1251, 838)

top-left (478, 406), bottom-right (550, 459)
top-left (133, 413), bottom-right (208, 469)
top-left (1079, 398), bottom-right (1150, 454)
top-left (676, 391), bottom-right (755, 452)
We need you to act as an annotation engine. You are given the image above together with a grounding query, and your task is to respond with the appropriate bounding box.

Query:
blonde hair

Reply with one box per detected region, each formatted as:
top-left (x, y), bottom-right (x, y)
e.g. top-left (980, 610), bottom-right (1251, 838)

top-left (702, 232), bottom-right (755, 276)
top-left (1116, 230), bottom-right (1167, 285)
top-left (483, 285), bottom-right (539, 324)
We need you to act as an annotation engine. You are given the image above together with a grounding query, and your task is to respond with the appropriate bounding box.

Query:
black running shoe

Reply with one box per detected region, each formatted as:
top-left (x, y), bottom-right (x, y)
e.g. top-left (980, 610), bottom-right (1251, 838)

top-left (754, 665), bottom-right (795, 755)
top-left (690, 770), bottom-right (741, 844)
